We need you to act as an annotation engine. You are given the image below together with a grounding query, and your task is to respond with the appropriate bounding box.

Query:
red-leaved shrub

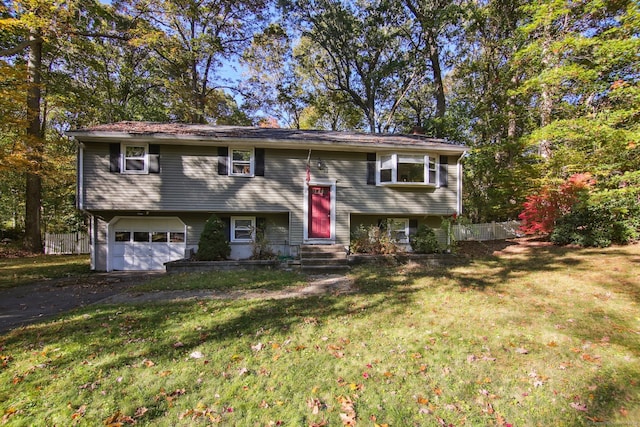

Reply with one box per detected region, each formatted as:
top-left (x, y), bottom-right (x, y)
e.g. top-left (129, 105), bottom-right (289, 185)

top-left (518, 173), bottom-right (594, 235)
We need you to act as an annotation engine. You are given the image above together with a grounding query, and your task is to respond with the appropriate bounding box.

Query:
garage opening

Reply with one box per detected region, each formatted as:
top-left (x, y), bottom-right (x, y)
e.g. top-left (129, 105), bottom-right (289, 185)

top-left (109, 217), bottom-right (186, 271)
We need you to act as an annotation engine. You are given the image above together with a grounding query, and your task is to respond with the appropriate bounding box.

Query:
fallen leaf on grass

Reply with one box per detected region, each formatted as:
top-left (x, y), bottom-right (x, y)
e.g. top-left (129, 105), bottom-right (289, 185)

top-left (515, 348), bottom-right (529, 355)
top-left (134, 407), bottom-right (148, 418)
top-left (70, 404), bottom-right (86, 420)
top-left (570, 402), bottom-right (588, 412)
top-left (104, 411), bottom-right (136, 425)
top-left (337, 395), bottom-right (357, 426)
top-left (2, 407), bottom-right (18, 423)
top-left (416, 396), bottom-right (429, 405)
top-left (307, 398), bottom-right (325, 415)
top-left (251, 342), bottom-right (265, 352)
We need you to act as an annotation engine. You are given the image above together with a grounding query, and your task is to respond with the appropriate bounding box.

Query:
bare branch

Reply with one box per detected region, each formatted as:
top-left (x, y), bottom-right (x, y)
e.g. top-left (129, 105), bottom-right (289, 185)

top-left (0, 39), bottom-right (36, 57)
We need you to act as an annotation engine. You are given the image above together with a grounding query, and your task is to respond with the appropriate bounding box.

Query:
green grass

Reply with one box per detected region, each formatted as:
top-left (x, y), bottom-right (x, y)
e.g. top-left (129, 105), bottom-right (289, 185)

top-left (0, 254), bottom-right (90, 290)
top-left (131, 270), bottom-right (308, 292)
top-left (1, 243), bottom-right (639, 426)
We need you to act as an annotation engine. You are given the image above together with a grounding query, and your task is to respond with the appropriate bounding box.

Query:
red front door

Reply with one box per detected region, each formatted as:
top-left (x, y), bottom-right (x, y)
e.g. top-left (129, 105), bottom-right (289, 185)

top-left (309, 186), bottom-right (331, 238)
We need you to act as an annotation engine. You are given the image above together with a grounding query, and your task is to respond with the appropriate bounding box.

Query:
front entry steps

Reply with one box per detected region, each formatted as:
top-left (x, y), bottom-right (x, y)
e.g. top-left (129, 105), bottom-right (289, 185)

top-left (300, 244), bottom-right (349, 274)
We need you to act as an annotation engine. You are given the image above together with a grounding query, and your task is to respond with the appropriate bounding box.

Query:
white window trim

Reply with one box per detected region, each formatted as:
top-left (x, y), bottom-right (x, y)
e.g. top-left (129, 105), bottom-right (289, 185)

top-left (231, 216), bottom-right (255, 242)
top-left (376, 153), bottom-right (437, 186)
top-left (388, 218), bottom-right (410, 244)
top-left (229, 148), bottom-right (255, 177)
top-left (121, 142), bottom-right (149, 174)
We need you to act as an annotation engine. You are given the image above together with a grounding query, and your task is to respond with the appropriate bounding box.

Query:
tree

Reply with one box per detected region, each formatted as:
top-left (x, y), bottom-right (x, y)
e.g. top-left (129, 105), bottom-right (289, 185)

top-left (448, 0), bottom-right (536, 222)
top-left (290, 0), bottom-right (421, 133)
top-left (401, 0), bottom-right (463, 137)
top-left (240, 23), bottom-right (308, 128)
top-left (514, 0), bottom-right (640, 170)
top-left (123, 0), bottom-right (269, 124)
top-left (0, 0), bottom-right (133, 251)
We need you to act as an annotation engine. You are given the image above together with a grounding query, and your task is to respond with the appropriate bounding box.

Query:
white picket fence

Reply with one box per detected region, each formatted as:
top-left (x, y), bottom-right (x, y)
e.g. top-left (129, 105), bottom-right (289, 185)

top-left (44, 232), bottom-right (90, 255)
top-left (451, 220), bottom-right (522, 242)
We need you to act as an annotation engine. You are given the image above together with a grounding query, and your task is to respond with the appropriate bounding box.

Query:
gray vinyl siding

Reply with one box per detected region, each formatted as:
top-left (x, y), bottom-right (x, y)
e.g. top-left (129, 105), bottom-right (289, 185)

top-left (82, 143), bottom-right (461, 249)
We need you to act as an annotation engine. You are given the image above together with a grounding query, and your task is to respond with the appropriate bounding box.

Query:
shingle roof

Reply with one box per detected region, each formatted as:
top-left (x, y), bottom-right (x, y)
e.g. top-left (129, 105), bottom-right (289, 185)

top-left (67, 121), bottom-right (467, 152)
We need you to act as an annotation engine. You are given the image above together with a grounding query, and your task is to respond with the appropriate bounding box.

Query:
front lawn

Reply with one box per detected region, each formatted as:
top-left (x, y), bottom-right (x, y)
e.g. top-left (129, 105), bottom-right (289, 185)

top-left (0, 254), bottom-right (90, 290)
top-left (0, 242), bottom-right (638, 426)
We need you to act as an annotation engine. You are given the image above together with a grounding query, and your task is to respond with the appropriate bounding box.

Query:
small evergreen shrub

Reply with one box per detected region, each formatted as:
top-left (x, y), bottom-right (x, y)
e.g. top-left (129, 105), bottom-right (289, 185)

top-left (410, 225), bottom-right (440, 254)
top-left (196, 215), bottom-right (231, 260)
top-left (550, 206), bottom-right (612, 247)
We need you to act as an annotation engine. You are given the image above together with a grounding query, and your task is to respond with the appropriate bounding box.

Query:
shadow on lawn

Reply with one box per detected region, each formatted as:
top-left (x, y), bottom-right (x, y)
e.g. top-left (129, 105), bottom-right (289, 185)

top-left (2, 242), bottom-right (638, 424)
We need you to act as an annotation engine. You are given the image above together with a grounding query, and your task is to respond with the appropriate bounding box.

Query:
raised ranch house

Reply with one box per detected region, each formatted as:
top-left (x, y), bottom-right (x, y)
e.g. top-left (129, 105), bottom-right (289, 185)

top-left (67, 122), bottom-right (467, 271)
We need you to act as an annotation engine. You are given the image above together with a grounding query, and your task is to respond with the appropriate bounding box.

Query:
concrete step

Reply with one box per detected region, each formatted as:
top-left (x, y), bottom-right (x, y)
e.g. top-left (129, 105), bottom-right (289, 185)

top-left (300, 245), bottom-right (349, 274)
top-left (300, 244), bottom-right (346, 255)
top-left (302, 257), bottom-right (349, 266)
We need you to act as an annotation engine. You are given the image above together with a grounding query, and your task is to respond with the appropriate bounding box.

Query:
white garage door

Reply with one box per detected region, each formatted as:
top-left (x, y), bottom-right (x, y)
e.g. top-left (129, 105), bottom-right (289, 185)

top-left (110, 217), bottom-right (186, 271)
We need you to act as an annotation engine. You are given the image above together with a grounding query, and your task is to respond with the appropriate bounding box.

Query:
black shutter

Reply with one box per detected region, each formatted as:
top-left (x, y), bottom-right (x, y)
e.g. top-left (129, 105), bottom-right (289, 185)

top-left (148, 144), bottom-right (160, 173)
top-left (109, 143), bottom-right (120, 172)
top-left (255, 148), bottom-right (265, 176)
top-left (256, 217), bottom-right (266, 239)
top-left (366, 153), bottom-right (376, 185)
top-left (439, 156), bottom-right (449, 187)
top-left (218, 147), bottom-right (228, 175)
top-left (221, 216), bottom-right (231, 241)
top-left (409, 219), bottom-right (418, 237)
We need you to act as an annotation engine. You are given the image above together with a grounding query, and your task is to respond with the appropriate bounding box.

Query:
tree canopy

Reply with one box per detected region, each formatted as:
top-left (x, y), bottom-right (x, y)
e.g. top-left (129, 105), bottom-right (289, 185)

top-left (1, 0), bottom-right (638, 248)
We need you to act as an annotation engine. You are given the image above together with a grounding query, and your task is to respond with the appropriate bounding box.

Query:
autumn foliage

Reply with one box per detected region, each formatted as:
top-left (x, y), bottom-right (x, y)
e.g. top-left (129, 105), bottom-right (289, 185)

top-left (518, 174), bottom-right (594, 235)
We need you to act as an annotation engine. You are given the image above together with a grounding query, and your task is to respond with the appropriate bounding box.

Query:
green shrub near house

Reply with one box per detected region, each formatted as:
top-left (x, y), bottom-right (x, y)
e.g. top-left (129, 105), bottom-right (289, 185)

top-left (410, 224), bottom-right (440, 253)
top-left (195, 215), bottom-right (231, 260)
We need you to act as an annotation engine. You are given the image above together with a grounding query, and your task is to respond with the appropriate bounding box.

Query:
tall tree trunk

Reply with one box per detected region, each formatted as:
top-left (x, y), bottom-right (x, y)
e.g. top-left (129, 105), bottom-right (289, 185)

top-left (538, 36), bottom-right (553, 159)
top-left (24, 31), bottom-right (43, 253)
top-left (507, 73), bottom-right (519, 139)
top-left (427, 30), bottom-right (446, 137)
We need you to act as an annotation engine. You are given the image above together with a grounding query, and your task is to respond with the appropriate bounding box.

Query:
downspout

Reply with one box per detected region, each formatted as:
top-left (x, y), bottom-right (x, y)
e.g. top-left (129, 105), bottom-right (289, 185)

top-left (77, 141), bottom-right (84, 210)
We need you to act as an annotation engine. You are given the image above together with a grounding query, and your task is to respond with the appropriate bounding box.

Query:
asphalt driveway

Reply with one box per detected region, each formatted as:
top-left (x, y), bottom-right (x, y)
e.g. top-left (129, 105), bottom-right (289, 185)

top-left (0, 271), bottom-right (163, 335)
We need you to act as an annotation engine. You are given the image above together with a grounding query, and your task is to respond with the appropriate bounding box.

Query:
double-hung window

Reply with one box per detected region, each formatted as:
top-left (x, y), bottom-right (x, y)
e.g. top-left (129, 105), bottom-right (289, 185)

top-left (388, 218), bottom-right (410, 244)
top-left (230, 148), bottom-right (254, 176)
top-left (122, 144), bottom-right (148, 174)
top-left (377, 153), bottom-right (437, 186)
top-left (231, 216), bottom-right (255, 242)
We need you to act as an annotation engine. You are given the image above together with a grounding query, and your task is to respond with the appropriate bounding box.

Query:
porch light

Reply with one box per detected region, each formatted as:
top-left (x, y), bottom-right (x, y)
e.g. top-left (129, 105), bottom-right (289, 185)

top-left (317, 159), bottom-right (326, 170)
